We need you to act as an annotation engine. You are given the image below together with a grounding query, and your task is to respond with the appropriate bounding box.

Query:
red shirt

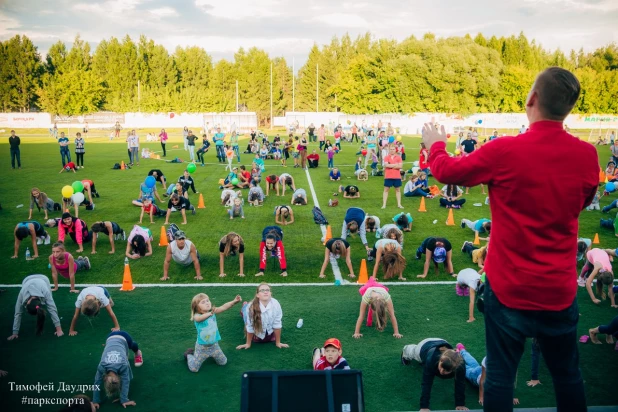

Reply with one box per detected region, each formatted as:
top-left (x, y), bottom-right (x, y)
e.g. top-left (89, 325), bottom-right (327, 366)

top-left (419, 148), bottom-right (429, 169)
top-left (143, 204), bottom-right (154, 213)
top-left (65, 162), bottom-right (76, 170)
top-left (241, 170), bottom-right (251, 181)
top-left (266, 175), bottom-right (278, 184)
top-left (307, 153), bottom-right (320, 161)
top-left (383, 155), bottom-right (402, 180)
top-left (429, 121), bottom-right (598, 311)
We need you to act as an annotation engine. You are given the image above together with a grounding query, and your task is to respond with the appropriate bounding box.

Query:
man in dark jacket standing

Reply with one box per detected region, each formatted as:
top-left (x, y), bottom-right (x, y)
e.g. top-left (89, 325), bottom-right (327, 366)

top-left (9, 130), bottom-right (21, 169)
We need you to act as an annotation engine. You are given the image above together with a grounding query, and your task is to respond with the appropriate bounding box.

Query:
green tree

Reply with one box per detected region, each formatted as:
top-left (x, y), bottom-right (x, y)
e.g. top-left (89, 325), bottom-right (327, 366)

top-left (3, 35), bottom-right (42, 112)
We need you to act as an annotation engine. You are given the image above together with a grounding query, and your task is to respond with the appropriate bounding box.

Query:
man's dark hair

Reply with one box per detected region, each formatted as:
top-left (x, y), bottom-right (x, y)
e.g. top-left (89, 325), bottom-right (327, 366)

top-left (534, 67), bottom-right (580, 121)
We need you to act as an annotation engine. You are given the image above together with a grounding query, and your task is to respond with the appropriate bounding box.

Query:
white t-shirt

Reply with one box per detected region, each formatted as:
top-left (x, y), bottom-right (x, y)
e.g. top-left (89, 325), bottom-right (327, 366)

top-left (441, 185), bottom-right (463, 196)
top-left (479, 357), bottom-right (487, 385)
top-left (221, 189), bottom-right (237, 202)
top-left (457, 268), bottom-right (481, 291)
top-left (375, 238), bottom-right (401, 251)
top-left (170, 239), bottom-right (194, 266)
top-left (279, 173), bottom-right (292, 184)
top-left (75, 287), bottom-right (110, 308)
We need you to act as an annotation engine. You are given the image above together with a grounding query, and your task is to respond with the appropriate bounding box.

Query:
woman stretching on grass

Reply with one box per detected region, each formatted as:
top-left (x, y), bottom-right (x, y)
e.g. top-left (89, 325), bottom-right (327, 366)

top-left (124, 225), bottom-right (153, 260)
top-left (455, 268), bottom-right (483, 323)
top-left (237, 283), bottom-right (288, 350)
top-left (69, 286), bottom-right (120, 336)
top-left (50, 241), bottom-right (90, 292)
top-left (353, 277), bottom-right (402, 339)
top-left (28, 188), bottom-right (61, 220)
top-left (8, 274), bottom-right (63, 340)
top-left (219, 233), bottom-right (245, 278)
top-left (256, 226), bottom-right (287, 277)
top-left (274, 205), bottom-right (294, 225)
top-left (370, 239), bottom-right (407, 280)
top-left (319, 238), bottom-right (355, 279)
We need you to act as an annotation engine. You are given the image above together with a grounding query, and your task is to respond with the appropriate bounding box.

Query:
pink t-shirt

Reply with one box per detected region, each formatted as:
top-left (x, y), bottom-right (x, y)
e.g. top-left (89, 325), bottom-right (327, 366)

top-left (383, 154), bottom-right (402, 180)
top-left (587, 248), bottom-right (612, 272)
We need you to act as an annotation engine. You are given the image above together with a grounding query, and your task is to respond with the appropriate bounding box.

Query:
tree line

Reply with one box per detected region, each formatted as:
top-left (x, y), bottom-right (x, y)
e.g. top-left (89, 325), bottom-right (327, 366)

top-left (0, 32), bottom-right (616, 123)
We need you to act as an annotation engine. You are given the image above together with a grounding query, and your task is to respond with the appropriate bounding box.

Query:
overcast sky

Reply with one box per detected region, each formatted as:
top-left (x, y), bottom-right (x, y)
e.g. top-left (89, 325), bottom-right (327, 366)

top-left (1, 0), bottom-right (617, 66)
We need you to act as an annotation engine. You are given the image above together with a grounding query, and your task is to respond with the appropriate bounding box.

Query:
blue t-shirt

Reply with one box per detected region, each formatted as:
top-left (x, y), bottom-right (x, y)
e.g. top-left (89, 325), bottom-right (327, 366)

top-left (58, 137), bottom-right (69, 148)
top-left (214, 133), bottom-right (225, 146)
top-left (345, 207), bottom-right (365, 226)
top-left (330, 171), bottom-right (341, 179)
top-left (195, 314), bottom-right (221, 345)
top-left (474, 219), bottom-right (491, 233)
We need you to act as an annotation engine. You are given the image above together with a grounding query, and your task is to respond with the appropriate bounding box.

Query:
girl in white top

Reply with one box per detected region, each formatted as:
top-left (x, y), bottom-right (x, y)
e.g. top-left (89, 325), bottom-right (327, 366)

top-left (237, 283), bottom-right (288, 349)
top-left (371, 239), bottom-right (406, 280)
top-left (456, 268), bottom-right (482, 323)
top-left (291, 188), bottom-right (307, 205)
top-left (221, 189), bottom-right (241, 207)
top-left (278, 173), bottom-right (295, 195)
top-left (378, 224), bottom-right (404, 247)
top-left (69, 286), bottom-right (120, 336)
top-left (364, 215), bottom-right (381, 233)
top-left (353, 277), bottom-right (402, 339)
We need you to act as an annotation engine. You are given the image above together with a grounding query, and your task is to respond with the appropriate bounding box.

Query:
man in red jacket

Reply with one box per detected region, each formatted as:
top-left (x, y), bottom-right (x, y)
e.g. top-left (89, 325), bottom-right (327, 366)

top-left (422, 67), bottom-right (597, 412)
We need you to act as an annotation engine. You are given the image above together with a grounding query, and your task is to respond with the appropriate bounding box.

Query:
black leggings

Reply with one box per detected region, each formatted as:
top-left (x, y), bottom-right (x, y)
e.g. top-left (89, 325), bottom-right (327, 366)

top-left (76, 153), bottom-right (84, 167)
top-left (599, 315), bottom-right (618, 337)
top-left (161, 142), bottom-right (166, 157)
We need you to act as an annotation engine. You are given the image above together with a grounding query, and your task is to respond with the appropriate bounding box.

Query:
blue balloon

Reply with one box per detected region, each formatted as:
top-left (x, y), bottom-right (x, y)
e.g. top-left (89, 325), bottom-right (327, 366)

top-left (478, 119), bottom-right (483, 124)
top-left (145, 176), bottom-right (156, 188)
top-left (607, 182), bottom-right (616, 192)
top-left (388, 136), bottom-right (395, 143)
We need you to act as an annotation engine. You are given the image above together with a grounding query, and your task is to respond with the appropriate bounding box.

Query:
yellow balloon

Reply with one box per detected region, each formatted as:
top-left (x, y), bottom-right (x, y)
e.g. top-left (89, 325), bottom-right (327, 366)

top-left (61, 185), bottom-right (74, 198)
top-left (396, 135), bottom-right (402, 141)
top-left (455, 149), bottom-right (461, 155)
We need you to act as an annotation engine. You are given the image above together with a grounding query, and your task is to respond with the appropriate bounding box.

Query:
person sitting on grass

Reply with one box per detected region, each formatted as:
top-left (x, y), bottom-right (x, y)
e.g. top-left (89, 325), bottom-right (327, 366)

top-left (456, 343), bottom-right (519, 407)
top-left (248, 184), bottom-right (265, 206)
top-left (371, 239), bottom-right (407, 280)
top-left (439, 184), bottom-right (466, 208)
top-left (307, 150), bottom-right (320, 168)
top-left (589, 315), bottom-right (618, 346)
top-left (291, 188), bottom-right (308, 205)
top-left (312, 338), bottom-right (350, 370)
top-left (353, 277), bottom-right (402, 339)
top-left (278, 173), bottom-right (295, 195)
top-left (12, 221), bottom-right (50, 259)
top-left (218, 232), bottom-right (245, 278)
top-left (68, 286), bottom-right (120, 336)
top-left (455, 268), bottom-right (483, 322)
top-left (416, 237), bottom-right (455, 278)
top-left (91, 221), bottom-right (125, 255)
top-left (49, 241), bottom-right (90, 292)
top-left (401, 338), bottom-right (466, 412)
top-left (161, 230), bottom-right (202, 281)
top-left (256, 226), bottom-right (288, 277)
top-left (392, 212), bottom-right (413, 232)
top-left (461, 218), bottom-right (491, 238)
top-left (59, 161), bottom-right (77, 173)
top-left (237, 283), bottom-right (288, 350)
top-left (265, 174), bottom-right (279, 196)
top-left (8, 274), bottom-right (63, 340)
top-left (404, 174), bottom-right (432, 198)
top-left (319, 238), bottom-right (355, 279)
top-left (329, 167), bottom-right (341, 181)
top-left (184, 293), bottom-right (242, 372)
top-left (461, 241), bottom-right (488, 273)
top-left (164, 194), bottom-right (196, 226)
top-left (92, 331), bottom-right (143, 409)
top-left (228, 198), bottom-right (245, 220)
top-left (339, 185), bottom-right (360, 199)
top-left (125, 225), bottom-right (153, 260)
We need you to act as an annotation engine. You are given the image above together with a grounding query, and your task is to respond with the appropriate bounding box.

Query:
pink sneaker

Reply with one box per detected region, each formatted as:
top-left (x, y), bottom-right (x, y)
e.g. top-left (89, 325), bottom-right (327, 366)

top-left (463, 287), bottom-right (470, 296)
top-left (134, 351), bottom-right (143, 367)
top-left (455, 284), bottom-right (464, 296)
top-left (577, 277), bottom-right (586, 287)
top-left (456, 343), bottom-right (465, 352)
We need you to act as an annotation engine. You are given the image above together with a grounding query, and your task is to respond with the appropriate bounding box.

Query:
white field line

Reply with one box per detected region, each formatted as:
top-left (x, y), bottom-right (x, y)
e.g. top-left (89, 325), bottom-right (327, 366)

top-left (304, 167), bottom-right (346, 284)
top-left (0, 282), bottom-right (459, 288)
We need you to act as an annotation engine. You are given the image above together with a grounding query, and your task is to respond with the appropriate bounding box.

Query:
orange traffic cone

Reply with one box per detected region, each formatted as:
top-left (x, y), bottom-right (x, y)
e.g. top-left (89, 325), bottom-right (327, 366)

top-left (121, 161), bottom-right (125, 170)
top-left (173, 145), bottom-right (179, 149)
top-left (446, 208), bottom-right (455, 226)
top-left (418, 197), bottom-right (427, 212)
top-left (119, 262), bottom-right (135, 291)
top-left (473, 231), bottom-right (480, 245)
top-left (357, 259), bottom-right (368, 285)
top-left (159, 226), bottom-right (169, 247)
top-left (593, 233), bottom-right (600, 244)
top-left (323, 225), bottom-right (333, 245)
top-left (65, 209), bottom-right (70, 213)
top-left (600, 170), bottom-right (606, 184)
top-left (197, 193), bottom-right (206, 209)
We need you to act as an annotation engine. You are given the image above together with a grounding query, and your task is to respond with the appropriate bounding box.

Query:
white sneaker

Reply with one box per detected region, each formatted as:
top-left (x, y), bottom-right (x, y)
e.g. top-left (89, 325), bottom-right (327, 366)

top-left (91, 203), bottom-right (95, 210)
top-left (122, 231), bottom-right (126, 241)
top-left (44, 234), bottom-right (51, 245)
top-left (36, 237), bottom-right (43, 245)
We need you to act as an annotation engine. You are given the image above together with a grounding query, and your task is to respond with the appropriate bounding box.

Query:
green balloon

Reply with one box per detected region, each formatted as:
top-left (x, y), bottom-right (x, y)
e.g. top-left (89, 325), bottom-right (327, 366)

top-left (187, 163), bottom-right (197, 174)
top-left (72, 181), bottom-right (84, 193)
top-left (231, 178), bottom-right (239, 185)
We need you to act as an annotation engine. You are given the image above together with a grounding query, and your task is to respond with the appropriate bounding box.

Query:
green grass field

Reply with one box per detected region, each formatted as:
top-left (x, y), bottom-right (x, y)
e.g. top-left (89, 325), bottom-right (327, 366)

top-left (0, 129), bottom-right (617, 411)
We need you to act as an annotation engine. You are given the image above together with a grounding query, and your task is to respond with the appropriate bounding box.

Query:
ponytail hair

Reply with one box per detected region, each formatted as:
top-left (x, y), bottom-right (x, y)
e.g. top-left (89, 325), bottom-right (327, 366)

top-left (381, 250), bottom-right (407, 280)
top-left (371, 298), bottom-right (388, 332)
top-left (438, 348), bottom-right (463, 374)
top-left (26, 298), bottom-right (46, 335)
top-left (248, 283), bottom-right (271, 336)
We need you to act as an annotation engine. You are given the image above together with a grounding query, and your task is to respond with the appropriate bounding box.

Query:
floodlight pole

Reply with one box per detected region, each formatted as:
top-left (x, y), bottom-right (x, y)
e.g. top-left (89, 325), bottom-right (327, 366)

top-left (316, 64), bottom-right (319, 112)
top-left (270, 62), bottom-right (273, 129)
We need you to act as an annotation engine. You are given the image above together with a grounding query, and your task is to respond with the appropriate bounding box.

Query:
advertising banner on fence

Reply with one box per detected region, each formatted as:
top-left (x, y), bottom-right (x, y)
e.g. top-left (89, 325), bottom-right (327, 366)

top-left (0, 113), bottom-right (51, 129)
top-left (53, 112), bottom-right (125, 125)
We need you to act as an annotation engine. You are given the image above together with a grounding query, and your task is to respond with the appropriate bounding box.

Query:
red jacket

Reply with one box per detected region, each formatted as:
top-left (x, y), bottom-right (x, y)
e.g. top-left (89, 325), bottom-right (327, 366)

top-left (429, 121), bottom-right (598, 310)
